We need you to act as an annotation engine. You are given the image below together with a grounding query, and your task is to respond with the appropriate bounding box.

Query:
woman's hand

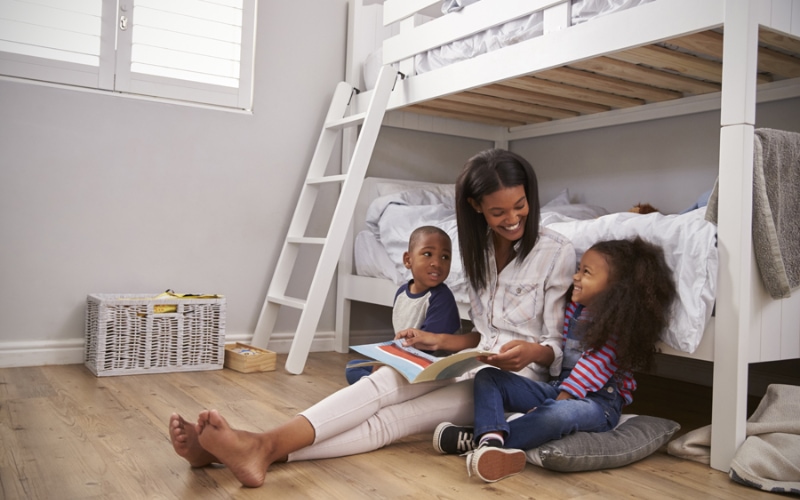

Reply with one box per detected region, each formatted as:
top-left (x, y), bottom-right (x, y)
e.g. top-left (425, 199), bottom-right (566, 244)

top-left (480, 340), bottom-right (552, 372)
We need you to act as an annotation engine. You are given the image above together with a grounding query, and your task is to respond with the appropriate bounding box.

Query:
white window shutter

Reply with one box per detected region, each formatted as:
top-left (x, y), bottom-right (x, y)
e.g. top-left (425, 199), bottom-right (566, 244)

top-left (0, 0), bottom-right (255, 109)
top-left (114, 0), bottom-right (255, 109)
top-left (0, 0), bottom-right (106, 88)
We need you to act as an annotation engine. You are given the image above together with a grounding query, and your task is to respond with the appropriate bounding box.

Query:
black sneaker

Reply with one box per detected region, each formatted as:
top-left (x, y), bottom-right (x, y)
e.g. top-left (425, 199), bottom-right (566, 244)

top-left (466, 442), bottom-right (527, 483)
top-left (433, 422), bottom-right (475, 454)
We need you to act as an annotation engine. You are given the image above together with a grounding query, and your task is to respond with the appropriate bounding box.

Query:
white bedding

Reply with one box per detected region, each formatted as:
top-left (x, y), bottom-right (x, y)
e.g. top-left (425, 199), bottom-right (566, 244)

top-left (363, 0), bottom-right (655, 90)
top-left (353, 181), bottom-right (717, 354)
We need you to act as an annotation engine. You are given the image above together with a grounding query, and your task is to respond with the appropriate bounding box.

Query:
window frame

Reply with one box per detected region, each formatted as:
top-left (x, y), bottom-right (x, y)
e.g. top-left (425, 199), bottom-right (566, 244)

top-left (0, 0), bottom-right (257, 110)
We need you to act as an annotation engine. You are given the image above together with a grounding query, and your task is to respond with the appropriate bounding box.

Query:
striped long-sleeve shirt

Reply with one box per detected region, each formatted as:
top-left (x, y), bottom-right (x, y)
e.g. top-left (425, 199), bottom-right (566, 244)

top-left (558, 301), bottom-right (636, 405)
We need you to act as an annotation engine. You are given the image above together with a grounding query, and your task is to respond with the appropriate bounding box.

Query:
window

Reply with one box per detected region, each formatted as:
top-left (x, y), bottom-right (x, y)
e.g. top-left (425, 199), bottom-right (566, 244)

top-left (0, 0), bottom-right (256, 109)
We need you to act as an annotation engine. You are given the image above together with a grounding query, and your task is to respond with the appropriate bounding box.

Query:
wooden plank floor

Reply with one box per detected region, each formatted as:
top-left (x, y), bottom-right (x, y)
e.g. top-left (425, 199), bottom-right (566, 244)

top-left (0, 352), bottom-right (773, 500)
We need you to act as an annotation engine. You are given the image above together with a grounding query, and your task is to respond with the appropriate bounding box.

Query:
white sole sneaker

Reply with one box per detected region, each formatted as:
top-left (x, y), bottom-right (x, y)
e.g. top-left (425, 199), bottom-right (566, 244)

top-left (432, 422), bottom-right (474, 455)
top-left (466, 446), bottom-right (527, 482)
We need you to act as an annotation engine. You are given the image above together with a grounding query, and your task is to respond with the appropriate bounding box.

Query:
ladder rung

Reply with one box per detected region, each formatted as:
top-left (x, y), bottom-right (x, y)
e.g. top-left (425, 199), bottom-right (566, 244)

top-left (287, 236), bottom-right (326, 245)
top-left (267, 294), bottom-right (306, 310)
top-left (307, 174), bottom-right (347, 185)
top-left (325, 112), bottom-right (366, 130)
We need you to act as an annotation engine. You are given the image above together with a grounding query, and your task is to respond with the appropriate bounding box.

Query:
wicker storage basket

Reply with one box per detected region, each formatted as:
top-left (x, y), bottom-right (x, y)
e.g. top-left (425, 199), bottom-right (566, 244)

top-left (85, 293), bottom-right (226, 376)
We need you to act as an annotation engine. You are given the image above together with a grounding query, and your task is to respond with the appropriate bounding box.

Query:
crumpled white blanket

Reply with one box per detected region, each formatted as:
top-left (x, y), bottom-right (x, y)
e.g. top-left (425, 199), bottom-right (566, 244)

top-left (667, 384), bottom-right (800, 495)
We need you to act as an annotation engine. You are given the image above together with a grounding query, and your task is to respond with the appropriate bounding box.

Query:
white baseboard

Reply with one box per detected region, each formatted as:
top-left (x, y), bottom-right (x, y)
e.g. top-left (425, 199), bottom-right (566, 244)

top-left (0, 330), bottom-right (370, 369)
top-left (0, 338), bottom-right (88, 368)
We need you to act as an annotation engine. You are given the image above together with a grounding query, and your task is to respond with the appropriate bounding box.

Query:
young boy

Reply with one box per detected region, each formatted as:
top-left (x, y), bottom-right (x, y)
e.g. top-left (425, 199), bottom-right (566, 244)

top-left (345, 225), bottom-right (462, 384)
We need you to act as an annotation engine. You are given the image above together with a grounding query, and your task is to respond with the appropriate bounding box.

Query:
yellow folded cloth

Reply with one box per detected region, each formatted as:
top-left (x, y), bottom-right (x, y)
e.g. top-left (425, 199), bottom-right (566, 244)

top-left (152, 290), bottom-right (224, 313)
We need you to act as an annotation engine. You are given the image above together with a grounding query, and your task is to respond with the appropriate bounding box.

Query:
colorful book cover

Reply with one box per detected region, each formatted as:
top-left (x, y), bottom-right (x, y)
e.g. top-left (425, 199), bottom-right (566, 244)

top-left (350, 340), bottom-right (492, 383)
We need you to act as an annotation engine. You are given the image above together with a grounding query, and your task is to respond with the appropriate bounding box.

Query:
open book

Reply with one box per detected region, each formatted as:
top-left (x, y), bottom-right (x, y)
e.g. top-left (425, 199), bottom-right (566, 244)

top-left (350, 340), bottom-right (493, 384)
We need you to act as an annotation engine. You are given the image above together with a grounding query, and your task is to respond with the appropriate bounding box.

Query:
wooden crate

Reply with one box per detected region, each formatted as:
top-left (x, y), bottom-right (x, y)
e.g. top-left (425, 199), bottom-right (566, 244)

top-left (224, 342), bottom-right (276, 373)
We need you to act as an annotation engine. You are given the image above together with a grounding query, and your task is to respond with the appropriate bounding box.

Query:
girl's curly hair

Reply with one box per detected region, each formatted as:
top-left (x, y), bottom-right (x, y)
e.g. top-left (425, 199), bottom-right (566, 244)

top-left (578, 237), bottom-right (677, 372)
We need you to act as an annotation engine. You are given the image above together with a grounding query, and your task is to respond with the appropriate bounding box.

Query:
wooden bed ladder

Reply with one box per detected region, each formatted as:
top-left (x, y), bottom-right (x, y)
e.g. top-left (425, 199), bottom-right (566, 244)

top-left (250, 66), bottom-right (398, 374)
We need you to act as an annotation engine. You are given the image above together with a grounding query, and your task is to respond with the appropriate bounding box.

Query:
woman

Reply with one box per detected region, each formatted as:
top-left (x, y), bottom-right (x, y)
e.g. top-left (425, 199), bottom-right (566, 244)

top-left (168, 148), bottom-right (575, 487)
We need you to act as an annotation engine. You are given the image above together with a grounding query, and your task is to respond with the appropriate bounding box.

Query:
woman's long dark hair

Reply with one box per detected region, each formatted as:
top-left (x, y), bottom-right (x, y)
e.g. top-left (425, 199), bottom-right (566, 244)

top-left (455, 149), bottom-right (541, 291)
top-left (578, 237), bottom-right (677, 372)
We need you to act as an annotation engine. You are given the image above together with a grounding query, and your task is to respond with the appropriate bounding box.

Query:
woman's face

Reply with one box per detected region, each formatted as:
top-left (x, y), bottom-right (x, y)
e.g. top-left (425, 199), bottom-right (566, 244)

top-left (471, 185), bottom-right (528, 243)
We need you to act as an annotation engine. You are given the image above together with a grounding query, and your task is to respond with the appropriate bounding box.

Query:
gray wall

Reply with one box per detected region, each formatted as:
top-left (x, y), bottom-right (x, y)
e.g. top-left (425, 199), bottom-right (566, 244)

top-left (0, 1), bottom-right (349, 365)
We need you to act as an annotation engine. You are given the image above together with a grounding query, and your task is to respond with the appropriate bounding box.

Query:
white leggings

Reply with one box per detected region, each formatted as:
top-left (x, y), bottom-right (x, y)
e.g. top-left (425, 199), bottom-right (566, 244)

top-left (288, 366), bottom-right (475, 461)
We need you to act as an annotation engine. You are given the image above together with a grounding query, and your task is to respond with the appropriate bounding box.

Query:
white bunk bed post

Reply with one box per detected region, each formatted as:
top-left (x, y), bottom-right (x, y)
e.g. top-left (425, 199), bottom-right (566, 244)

top-left (337, 0), bottom-right (366, 354)
top-left (710, 0), bottom-right (762, 472)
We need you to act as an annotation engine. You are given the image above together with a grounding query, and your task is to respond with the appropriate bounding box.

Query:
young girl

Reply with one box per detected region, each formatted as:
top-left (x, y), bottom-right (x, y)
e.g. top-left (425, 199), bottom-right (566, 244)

top-left (435, 237), bottom-right (677, 482)
top-left (168, 149), bottom-right (575, 488)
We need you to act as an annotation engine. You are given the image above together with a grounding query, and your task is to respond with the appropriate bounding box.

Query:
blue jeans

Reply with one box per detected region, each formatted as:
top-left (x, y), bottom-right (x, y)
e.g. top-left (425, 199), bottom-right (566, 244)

top-left (473, 368), bottom-right (623, 450)
top-left (345, 360), bottom-right (374, 385)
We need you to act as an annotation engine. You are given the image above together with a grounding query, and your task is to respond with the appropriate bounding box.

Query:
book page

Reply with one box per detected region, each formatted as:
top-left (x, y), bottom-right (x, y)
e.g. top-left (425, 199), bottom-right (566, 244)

top-left (350, 340), bottom-right (491, 383)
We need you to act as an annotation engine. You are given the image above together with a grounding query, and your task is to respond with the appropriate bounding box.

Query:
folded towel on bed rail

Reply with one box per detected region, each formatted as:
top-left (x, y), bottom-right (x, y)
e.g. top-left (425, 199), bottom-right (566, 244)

top-left (706, 128), bottom-right (800, 299)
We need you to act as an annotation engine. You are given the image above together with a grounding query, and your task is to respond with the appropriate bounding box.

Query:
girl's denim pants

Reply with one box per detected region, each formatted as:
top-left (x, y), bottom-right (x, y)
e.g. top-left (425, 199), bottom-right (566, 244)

top-left (473, 367), bottom-right (624, 450)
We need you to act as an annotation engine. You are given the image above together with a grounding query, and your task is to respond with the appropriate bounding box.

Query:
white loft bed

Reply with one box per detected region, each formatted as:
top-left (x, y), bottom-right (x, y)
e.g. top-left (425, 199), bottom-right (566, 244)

top-left (335, 0), bottom-right (800, 472)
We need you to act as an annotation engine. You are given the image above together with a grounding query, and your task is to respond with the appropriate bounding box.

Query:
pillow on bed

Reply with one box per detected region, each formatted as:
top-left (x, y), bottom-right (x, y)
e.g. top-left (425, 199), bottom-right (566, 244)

top-left (541, 188), bottom-right (609, 223)
top-left (542, 188), bottom-right (572, 207)
top-left (525, 415), bottom-right (680, 472)
top-left (442, 0), bottom-right (481, 13)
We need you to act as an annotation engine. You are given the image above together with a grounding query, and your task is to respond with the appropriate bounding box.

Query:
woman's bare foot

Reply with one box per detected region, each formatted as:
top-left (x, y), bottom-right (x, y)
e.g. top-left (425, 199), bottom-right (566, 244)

top-left (169, 413), bottom-right (218, 467)
top-left (197, 409), bottom-right (274, 488)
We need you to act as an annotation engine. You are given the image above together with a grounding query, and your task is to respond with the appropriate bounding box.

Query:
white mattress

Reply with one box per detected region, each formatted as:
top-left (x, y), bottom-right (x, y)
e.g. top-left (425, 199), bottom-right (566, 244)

top-left (363, 0), bottom-right (656, 90)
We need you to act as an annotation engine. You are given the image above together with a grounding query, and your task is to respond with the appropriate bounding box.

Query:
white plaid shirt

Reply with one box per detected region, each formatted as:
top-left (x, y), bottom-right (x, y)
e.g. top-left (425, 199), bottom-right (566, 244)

top-left (468, 226), bottom-right (575, 381)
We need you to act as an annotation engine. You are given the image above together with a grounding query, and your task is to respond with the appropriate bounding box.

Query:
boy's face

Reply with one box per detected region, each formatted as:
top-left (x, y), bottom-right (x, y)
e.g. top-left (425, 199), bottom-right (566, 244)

top-left (403, 232), bottom-right (452, 293)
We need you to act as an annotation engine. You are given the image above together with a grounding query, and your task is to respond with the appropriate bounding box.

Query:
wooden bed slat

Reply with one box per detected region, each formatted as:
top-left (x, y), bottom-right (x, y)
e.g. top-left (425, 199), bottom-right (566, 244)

top-left (759, 30), bottom-right (800, 57)
top-left (535, 67), bottom-right (683, 103)
top-left (607, 45), bottom-right (726, 83)
top-left (406, 103), bottom-right (532, 127)
top-left (503, 76), bottom-right (645, 109)
top-left (757, 47), bottom-right (800, 78)
top-left (473, 84), bottom-right (611, 115)
top-left (668, 31), bottom-right (800, 80)
top-left (427, 95), bottom-right (555, 124)
top-left (666, 31), bottom-right (724, 60)
top-left (608, 44), bottom-right (772, 85)
top-left (568, 57), bottom-right (722, 96)
top-left (453, 91), bottom-right (580, 120)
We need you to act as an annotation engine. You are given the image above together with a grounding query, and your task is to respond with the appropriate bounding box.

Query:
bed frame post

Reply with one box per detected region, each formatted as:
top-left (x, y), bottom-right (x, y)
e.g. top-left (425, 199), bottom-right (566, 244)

top-left (338, 0), bottom-right (357, 354)
top-left (710, 0), bottom-right (761, 472)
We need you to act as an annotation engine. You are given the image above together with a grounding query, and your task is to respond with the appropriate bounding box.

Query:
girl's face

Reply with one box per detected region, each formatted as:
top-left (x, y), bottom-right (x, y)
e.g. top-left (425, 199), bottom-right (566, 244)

top-left (403, 231), bottom-right (453, 294)
top-left (572, 249), bottom-right (611, 307)
top-left (470, 185), bottom-right (528, 243)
